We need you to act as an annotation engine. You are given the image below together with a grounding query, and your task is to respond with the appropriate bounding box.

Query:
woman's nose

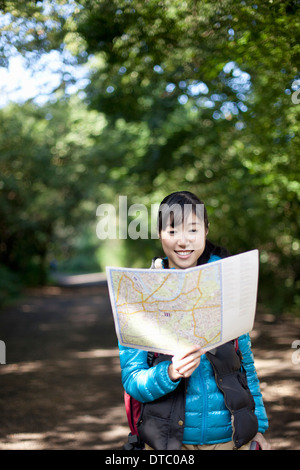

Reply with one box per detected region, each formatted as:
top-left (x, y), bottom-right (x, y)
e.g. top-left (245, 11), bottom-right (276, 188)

top-left (177, 234), bottom-right (187, 246)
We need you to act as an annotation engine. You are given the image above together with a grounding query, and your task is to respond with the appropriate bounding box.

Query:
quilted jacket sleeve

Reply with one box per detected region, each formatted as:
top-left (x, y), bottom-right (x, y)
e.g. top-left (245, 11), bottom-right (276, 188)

top-left (238, 334), bottom-right (269, 433)
top-left (119, 343), bottom-right (181, 403)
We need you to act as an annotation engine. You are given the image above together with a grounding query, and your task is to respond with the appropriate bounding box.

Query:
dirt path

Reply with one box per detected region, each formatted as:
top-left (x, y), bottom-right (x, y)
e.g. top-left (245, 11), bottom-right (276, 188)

top-left (0, 283), bottom-right (299, 450)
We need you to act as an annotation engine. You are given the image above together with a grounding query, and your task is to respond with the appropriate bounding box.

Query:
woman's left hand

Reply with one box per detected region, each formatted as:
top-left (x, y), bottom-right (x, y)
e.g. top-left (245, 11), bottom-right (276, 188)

top-left (252, 432), bottom-right (272, 450)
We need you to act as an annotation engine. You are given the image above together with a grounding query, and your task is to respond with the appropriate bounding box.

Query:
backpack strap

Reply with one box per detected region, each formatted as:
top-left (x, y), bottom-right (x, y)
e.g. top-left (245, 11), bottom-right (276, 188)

top-left (147, 351), bottom-right (155, 366)
top-left (147, 351), bottom-right (159, 367)
top-left (123, 351), bottom-right (159, 450)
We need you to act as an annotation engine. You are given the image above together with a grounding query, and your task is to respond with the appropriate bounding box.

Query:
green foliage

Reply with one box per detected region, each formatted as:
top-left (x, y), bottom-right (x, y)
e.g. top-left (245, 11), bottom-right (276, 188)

top-left (72, 0), bottom-right (300, 314)
top-left (0, 264), bottom-right (21, 307)
top-left (0, 0), bottom-right (299, 314)
top-left (54, 225), bottom-right (102, 274)
top-left (0, 97), bottom-right (107, 287)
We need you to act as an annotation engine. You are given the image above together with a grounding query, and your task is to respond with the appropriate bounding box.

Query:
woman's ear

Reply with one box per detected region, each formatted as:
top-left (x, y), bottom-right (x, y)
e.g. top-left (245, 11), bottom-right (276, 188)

top-left (205, 223), bottom-right (210, 236)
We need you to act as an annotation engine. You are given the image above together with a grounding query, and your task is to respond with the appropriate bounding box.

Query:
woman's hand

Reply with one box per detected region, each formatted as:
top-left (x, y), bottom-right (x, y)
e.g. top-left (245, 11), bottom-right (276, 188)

top-left (168, 345), bottom-right (204, 381)
top-left (252, 432), bottom-right (272, 450)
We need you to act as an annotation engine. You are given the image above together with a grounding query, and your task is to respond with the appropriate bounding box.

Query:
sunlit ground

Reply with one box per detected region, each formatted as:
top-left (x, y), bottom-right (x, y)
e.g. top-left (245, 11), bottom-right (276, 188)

top-left (0, 347), bottom-right (128, 450)
top-left (0, 284), bottom-right (299, 450)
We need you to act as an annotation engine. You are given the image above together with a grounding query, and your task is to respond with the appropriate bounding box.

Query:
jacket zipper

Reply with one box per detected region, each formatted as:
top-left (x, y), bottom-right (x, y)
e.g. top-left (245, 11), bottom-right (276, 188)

top-left (211, 369), bottom-right (236, 449)
top-left (198, 359), bottom-right (208, 444)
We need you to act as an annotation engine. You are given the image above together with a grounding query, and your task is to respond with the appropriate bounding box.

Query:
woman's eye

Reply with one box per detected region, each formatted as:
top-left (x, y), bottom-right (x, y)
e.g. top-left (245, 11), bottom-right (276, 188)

top-left (168, 230), bottom-right (176, 235)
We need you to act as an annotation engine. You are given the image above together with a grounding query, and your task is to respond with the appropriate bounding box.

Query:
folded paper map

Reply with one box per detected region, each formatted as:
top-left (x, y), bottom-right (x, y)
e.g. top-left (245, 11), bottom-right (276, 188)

top-left (106, 250), bottom-right (259, 354)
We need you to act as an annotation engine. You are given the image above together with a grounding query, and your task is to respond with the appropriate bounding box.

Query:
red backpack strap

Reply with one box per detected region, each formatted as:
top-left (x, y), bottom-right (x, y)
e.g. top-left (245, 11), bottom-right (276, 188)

top-left (124, 352), bottom-right (159, 437)
top-left (124, 391), bottom-right (141, 436)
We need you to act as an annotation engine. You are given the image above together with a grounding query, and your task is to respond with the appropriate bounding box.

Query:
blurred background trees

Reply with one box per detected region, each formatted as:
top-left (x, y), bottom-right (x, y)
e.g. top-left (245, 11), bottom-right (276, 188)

top-left (0, 0), bottom-right (299, 314)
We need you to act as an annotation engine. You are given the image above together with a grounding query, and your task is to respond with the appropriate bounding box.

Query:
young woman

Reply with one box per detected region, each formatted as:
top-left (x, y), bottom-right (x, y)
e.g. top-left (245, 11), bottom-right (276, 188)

top-left (119, 191), bottom-right (270, 450)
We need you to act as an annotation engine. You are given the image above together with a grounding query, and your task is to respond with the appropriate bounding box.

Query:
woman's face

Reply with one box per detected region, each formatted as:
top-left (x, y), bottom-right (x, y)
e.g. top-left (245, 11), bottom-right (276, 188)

top-left (160, 211), bottom-right (207, 269)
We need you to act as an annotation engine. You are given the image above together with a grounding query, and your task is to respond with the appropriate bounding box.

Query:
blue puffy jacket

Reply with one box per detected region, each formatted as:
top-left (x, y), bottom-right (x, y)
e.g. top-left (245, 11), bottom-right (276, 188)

top-left (119, 252), bottom-right (269, 445)
top-left (120, 334), bottom-right (268, 445)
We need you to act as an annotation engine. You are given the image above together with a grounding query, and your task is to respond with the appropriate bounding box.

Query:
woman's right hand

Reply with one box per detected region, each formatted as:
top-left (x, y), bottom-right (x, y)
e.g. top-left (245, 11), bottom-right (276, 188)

top-left (168, 345), bottom-right (204, 381)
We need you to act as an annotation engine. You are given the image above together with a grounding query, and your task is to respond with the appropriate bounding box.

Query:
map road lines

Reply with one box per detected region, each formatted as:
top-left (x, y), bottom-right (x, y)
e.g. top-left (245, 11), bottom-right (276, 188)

top-left (110, 263), bottom-right (222, 354)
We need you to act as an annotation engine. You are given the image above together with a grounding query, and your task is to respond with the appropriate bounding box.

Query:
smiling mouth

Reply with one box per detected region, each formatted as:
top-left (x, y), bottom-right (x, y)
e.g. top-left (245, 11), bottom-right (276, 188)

top-left (175, 250), bottom-right (194, 258)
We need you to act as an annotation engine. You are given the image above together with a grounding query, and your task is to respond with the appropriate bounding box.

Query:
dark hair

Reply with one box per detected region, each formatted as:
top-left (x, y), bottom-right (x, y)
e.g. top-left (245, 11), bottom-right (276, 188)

top-left (157, 191), bottom-right (209, 234)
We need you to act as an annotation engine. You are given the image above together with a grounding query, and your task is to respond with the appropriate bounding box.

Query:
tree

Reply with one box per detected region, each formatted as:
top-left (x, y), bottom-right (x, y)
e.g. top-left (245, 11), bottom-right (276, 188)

top-left (73, 0), bottom-right (300, 312)
top-left (0, 96), bottom-right (106, 285)
top-left (0, 0), bottom-right (299, 312)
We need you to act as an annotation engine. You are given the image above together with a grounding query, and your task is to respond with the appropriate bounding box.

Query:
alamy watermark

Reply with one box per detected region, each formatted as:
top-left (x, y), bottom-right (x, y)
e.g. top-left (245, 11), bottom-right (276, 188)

top-left (96, 196), bottom-right (205, 241)
top-left (0, 340), bottom-right (6, 364)
top-left (291, 80), bottom-right (300, 104)
top-left (291, 340), bottom-right (300, 365)
top-left (96, 196), bottom-right (160, 240)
